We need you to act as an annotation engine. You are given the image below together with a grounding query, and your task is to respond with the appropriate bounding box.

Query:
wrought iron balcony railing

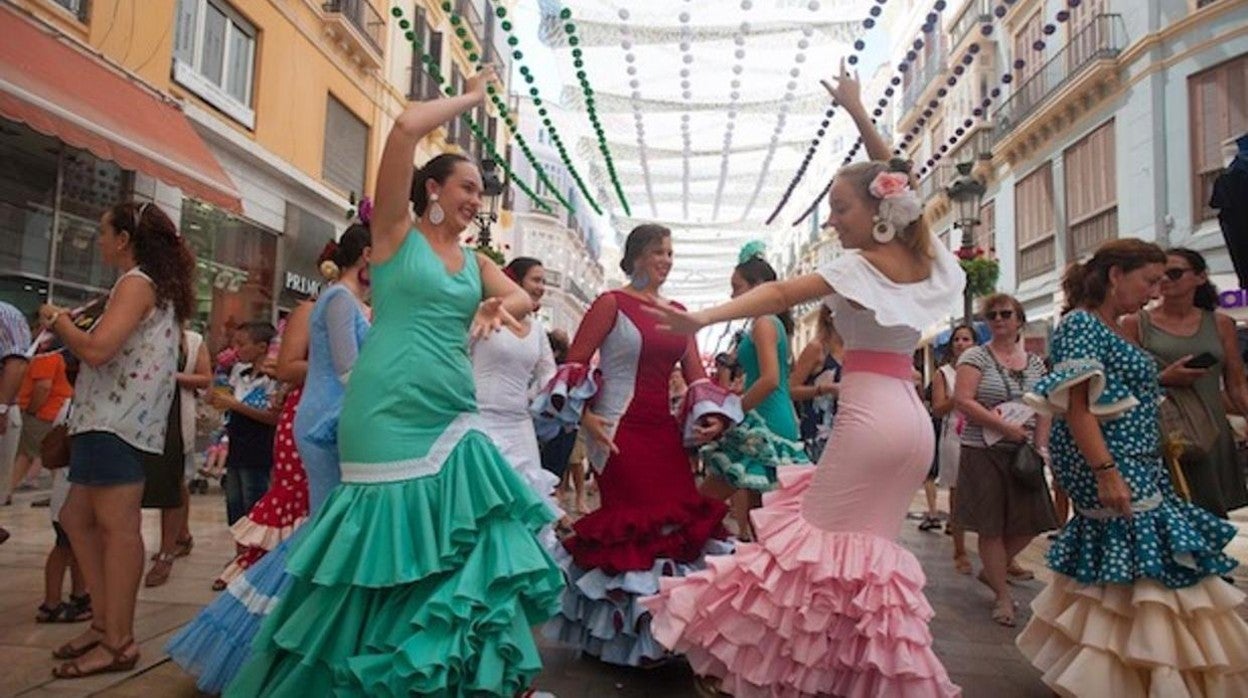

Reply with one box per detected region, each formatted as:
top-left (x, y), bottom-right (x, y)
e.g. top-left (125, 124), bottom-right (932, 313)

top-left (949, 0), bottom-right (993, 52)
top-left (322, 0), bottom-right (384, 53)
top-left (992, 14), bottom-right (1125, 141)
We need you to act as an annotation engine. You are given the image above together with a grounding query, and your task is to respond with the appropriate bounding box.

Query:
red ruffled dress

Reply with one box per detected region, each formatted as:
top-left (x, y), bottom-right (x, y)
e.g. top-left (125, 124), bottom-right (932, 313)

top-left (216, 387), bottom-right (308, 585)
top-left (536, 290), bottom-right (742, 666)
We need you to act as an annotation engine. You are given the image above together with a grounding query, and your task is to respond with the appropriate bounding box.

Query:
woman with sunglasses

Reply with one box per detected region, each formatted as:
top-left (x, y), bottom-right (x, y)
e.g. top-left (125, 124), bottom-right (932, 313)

top-left (1121, 248), bottom-right (1248, 518)
top-left (951, 293), bottom-right (1058, 627)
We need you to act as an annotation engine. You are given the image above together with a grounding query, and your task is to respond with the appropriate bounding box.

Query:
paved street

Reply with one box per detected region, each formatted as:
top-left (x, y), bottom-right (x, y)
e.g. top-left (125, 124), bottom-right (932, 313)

top-left (3, 481), bottom-right (1248, 698)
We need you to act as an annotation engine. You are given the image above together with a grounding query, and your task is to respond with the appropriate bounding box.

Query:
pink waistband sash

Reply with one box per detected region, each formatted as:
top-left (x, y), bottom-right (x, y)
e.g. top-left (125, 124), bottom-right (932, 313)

top-left (841, 350), bottom-right (914, 381)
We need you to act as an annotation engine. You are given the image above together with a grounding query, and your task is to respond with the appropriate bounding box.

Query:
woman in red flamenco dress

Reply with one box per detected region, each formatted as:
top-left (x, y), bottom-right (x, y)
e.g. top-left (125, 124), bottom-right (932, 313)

top-left (535, 223), bottom-right (743, 666)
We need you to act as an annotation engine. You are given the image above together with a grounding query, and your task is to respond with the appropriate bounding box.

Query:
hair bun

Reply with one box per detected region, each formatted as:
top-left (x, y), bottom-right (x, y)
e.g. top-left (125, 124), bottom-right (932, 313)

top-left (887, 157), bottom-right (911, 173)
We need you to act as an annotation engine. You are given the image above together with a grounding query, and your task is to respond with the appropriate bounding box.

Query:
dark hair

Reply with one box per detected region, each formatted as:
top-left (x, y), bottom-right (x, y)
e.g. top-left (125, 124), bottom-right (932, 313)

top-left (1166, 247), bottom-right (1218, 311)
top-left (410, 153), bottom-right (474, 216)
top-left (237, 321), bottom-right (277, 346)
top-left (619, 224), bottom-right (671, 275)
top-left (504, 256), bottom-right (543, 284)
top-left (547, 329), bottom-right (569, 363)
top-left (735, 255), bottom-right (794, 335)
top-left (336, 223), bottom-right (372, 268)
top-left (1061, 239), bottom-right (1166, 313)
top-left (945, 324), bottom-right (977, 364)
top-left (107, 202), bottom-right (196, 322)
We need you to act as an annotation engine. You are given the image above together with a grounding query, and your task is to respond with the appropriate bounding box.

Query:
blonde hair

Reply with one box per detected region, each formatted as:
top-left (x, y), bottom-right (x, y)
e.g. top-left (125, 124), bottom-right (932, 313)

top-left (834, 160), bottom-right (933, 258)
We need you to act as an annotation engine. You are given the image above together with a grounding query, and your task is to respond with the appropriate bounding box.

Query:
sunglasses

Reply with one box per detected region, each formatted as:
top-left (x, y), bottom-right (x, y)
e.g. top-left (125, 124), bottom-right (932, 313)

top-left (985, 309), bottom-right (1015, 321)
top-left (1164, 267), bottom-right (1191, 281)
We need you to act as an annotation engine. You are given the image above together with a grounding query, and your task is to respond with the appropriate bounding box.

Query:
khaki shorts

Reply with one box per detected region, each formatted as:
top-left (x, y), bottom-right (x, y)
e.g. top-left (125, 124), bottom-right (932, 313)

top-left (18, 414), bottom-right (55, 459)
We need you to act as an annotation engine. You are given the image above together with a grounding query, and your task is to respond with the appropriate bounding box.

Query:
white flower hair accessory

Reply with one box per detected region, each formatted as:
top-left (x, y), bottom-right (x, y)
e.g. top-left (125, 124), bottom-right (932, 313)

top-left (867, 171), bottom-right (922, 243)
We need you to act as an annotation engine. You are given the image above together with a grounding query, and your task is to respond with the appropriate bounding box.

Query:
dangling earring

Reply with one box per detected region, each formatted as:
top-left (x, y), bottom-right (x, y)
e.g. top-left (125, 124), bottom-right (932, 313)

top-left (428, 193), bottom-right (445, 226)
top-left (872, 216), bottom-right (896, 244)
top-left (629, 271), bottom-right (649, 290)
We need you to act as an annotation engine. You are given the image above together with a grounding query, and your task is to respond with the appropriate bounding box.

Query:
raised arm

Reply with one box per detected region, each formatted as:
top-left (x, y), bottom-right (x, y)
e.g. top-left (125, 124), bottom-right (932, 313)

top-left (372, 67), bottom-right (496, 264)
top-left (478, 253), bottom-right (534, 321)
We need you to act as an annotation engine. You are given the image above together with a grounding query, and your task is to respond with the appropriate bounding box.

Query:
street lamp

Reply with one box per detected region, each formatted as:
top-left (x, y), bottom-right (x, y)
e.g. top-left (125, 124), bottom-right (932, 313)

top-left (474, 158), bottom-right (505, 249)
top-left (945, 161), bottom-right (987, 324)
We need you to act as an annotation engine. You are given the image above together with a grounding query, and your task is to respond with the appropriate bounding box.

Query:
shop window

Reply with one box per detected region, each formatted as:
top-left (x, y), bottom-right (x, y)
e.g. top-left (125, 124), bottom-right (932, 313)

top-left (0, 122), bottom-right (59, 285)
top-left (323, 95), bottom-right (369, 198)
top-left (173, 0), bottom-right (257, 128)
top-left (280, 204), bottom-right (335, 309)
top-left (55, 151), bottom-right (128, 290)
top-left (180, 201), bottom-right (276, 349)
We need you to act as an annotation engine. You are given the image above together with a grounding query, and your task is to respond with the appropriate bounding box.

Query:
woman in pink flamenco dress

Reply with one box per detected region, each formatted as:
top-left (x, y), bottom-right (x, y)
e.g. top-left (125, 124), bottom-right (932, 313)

top-left (640, 66), bottom-right (962, 698)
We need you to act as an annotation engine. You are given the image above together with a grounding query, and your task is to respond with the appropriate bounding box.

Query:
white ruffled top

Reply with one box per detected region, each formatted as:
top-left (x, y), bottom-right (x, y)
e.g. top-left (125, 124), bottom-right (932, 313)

top-left (815, 244), bottom-right (965, 353)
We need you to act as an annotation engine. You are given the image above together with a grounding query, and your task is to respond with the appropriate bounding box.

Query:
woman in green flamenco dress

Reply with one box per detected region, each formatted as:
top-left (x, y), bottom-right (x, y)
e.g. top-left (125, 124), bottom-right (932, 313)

top-left (226, 67), bottom-right (565, 696)
top-left (698, 241), bottom-right (810, 540)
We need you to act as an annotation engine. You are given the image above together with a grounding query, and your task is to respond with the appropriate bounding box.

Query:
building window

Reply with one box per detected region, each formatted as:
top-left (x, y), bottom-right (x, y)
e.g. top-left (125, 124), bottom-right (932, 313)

top-left (407, 7), bottom-right (433, 100)
top-left (1015, 162), bottom-right (1055, 282)
top-left (51, 0), bottom-right (89, 21)
top-left (322, 95), bottom-right (369, 197)
top-left (1064, 120), bottom-right (1117, 259)
top-left (977, 199), bottom-right (995, 254)
top-left (173, 0), bottom-right (257, 128)
top-left (1189, 53), bottom-right (1248, 222)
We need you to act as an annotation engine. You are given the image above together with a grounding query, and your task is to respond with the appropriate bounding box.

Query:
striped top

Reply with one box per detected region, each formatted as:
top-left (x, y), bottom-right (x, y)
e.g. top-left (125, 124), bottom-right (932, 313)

top-left (957, 345), bottom-right (1047, 447)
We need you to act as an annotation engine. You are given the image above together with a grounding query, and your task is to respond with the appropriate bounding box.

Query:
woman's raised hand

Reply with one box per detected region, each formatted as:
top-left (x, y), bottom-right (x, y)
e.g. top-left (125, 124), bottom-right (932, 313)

top-left (820, 57), bottom-right (861, 109)
top-left (465, 65), bottom-right (497, 102)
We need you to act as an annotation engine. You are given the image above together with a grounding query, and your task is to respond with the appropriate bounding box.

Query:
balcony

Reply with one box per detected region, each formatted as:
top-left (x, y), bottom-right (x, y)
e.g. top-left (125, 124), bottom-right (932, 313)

top-left (900, 47), bottom-right (946, 119)
top-left (991, 14), bottom-right (1126, 161)
top-left (322, 0), bottom-right (385, 68)
top-left (948, 0), bottom-right (993, 55)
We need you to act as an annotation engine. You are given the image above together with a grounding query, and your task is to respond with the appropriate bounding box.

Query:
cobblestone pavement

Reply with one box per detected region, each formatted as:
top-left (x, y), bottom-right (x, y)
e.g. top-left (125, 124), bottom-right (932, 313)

top-left (3, 480), bottom-right (1247, 697)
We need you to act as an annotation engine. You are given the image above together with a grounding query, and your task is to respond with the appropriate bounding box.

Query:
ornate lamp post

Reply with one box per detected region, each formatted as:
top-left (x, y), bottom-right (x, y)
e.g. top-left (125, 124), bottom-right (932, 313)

top-left (945, 161), bottom-right (987, 325)
top-left (474, 158), bottom-right (506, 250)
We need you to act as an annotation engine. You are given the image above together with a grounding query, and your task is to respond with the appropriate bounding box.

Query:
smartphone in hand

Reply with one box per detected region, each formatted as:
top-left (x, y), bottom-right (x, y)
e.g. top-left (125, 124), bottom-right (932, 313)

top-left (1185, 352), bottom-right (1218, 369)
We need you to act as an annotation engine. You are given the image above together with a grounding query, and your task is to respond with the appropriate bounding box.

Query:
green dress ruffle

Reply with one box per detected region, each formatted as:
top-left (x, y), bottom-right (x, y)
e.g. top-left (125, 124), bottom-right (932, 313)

top-left (702, 411), bottom-right (810, 491)
top-left (225, 430), bottom-right (564, 697)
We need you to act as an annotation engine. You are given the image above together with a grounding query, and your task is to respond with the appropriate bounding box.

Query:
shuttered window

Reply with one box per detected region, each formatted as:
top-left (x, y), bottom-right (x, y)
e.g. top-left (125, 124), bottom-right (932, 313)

top-left (1189, 53), bottom-right (1248, 221)
top-left (1064, 120), bottom-right (1117, 258)
top-left (1015, 163), bottom-right (1055, 281)
top-left (322, 95), bottom-right (368, 197)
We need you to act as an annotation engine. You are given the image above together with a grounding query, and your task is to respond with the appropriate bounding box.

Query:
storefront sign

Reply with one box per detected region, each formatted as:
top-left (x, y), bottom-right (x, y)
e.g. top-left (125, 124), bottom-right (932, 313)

top-left (1219, 288), bottom-right (1248, 310)
top-left (284, 271), bottom-right (321, 297)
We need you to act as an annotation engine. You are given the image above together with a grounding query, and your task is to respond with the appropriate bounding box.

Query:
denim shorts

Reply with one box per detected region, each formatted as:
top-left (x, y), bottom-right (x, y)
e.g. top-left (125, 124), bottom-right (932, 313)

top-left (67, 431), bottom-right (146, 486)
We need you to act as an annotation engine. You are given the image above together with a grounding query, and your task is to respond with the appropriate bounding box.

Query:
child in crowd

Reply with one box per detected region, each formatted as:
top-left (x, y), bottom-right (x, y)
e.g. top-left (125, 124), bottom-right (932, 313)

top-left (36, 401), bottom-right (91, 624)
top-left (208, 322), bottom-right (279, 529)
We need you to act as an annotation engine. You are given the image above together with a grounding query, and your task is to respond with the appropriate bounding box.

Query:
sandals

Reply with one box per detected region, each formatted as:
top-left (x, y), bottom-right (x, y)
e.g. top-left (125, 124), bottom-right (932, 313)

top-left (52, 639), bottom-right (139, 679)
top-left (63, 594), bottom-right (93, 622)
top-left (174, 535), bottom-right (194, 558)
top-left (211, 578), bottom-right (228, 592)
top-left (145, 553), bottom-right (175, 588)
top-left (953, 555), bottom-right (973, 575)
top-left (36, 603), bottom-right (66, 623)
top-left (52, 624), bottom-right (104, 660)
top-left (1007, 563), bottom-right (1035, 582)
top-left (917, 515), bottom-right (942, 532)
top-left (990, 599), bottom-right (1017, 627)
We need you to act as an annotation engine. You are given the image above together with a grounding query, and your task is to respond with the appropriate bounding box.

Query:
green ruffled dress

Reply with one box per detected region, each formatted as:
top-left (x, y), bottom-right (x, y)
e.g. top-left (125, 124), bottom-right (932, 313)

top-left (226, 230), bottom-right (564, 697)
top-left (702, 316), bottom-right (809, 491)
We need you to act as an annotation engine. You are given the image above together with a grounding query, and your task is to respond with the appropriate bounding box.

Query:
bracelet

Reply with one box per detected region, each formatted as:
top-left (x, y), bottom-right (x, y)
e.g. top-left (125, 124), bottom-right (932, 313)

top-left (1092, 460), bottom-right (1117, 473)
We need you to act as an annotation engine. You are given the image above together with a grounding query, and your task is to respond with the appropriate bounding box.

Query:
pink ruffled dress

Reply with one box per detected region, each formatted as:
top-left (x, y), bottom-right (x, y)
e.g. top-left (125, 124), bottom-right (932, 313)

top-left (642, 247), bottom-right (965, 697)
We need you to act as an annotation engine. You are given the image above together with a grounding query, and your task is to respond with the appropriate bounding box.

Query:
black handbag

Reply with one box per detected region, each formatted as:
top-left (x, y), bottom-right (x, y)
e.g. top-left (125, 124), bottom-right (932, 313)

top-left (990, 354), bottom-right (1046, 490)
